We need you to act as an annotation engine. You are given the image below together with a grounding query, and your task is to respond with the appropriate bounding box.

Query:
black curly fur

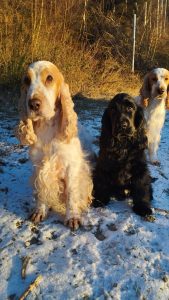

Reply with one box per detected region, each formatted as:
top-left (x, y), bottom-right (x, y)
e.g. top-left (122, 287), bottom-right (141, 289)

top-left (93, 93), bottom-right (153, 216)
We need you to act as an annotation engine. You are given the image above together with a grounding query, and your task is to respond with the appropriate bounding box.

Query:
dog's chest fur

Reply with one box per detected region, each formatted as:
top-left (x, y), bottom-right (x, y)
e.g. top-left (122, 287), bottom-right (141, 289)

top-left (145, 99), bottom-right (166, 141)
top-left (103, 141), bottom-right (141, 185)
top-left (29, 119), bottom-right (82, 178)
top-left (29, 120), bottom-right (58, 163)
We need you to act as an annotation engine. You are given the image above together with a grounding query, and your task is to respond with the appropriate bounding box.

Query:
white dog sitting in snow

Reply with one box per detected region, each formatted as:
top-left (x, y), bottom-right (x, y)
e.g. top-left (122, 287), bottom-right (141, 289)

top-left (135, 68), bottom-right (169, 165)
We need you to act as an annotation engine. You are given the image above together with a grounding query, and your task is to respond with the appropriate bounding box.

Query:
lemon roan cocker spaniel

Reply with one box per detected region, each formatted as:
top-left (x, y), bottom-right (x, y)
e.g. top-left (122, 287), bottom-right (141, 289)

top-left (16, 61), bottom-right (93, 230)
top-left (136, 68), bottom-right (169, 165)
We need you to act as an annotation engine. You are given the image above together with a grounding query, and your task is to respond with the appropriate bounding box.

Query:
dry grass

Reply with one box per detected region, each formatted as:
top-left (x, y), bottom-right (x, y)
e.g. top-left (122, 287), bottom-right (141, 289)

top-left (0, 0), bottom-right (168, 99)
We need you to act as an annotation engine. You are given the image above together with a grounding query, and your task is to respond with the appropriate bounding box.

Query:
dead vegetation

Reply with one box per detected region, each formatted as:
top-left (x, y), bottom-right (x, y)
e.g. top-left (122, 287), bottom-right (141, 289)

top-left (0, 0), bottom-right (168, 98)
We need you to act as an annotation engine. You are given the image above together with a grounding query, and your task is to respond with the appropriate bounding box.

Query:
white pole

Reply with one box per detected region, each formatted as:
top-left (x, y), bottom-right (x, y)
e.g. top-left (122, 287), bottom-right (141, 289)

top-left (132, 14), bottom-right (136, 73)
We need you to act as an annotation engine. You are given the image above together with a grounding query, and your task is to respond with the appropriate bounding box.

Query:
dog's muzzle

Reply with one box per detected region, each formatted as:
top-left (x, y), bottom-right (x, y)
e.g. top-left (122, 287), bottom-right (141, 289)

top-left (28, 98), bottom-right (41, 112)
top-left (120, 120), bottom-right (128, 130)
top-left (156, 87), bottom-right (167, 99)
top-left (119, 118), bottom-right (130, 130)
top-left (157, 87), bottom-right (165, 95)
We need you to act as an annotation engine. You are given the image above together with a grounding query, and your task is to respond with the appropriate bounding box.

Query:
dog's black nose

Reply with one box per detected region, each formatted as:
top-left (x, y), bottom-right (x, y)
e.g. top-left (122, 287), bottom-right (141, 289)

top-left (157, 87), bottom-right (165, 95)
top-left (121, 120), bottom-right (128, 129)
top-left (28, 99), bottom-right (41, 111)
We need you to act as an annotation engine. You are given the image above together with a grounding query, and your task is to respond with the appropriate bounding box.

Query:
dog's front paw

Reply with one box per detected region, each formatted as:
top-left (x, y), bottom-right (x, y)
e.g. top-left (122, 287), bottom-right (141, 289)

top-left (133, 204), bottom-right (152, 217)
top-left (16, 119), bottom-right (37, 145)
top-left (151, 160), bottom-right (160, 167)
top-left (65, 217), bottom-right (82, 230)
top-left (30, 210), bottom-right (47, 224)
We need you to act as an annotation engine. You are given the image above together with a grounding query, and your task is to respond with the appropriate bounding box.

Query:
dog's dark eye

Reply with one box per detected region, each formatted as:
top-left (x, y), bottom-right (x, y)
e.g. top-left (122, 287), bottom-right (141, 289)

top-left (23, 76), bottom-right (31, 86)
top-left (152, 77), bottom-right (157, 82)
top-left (126, 106), bottom-right (133, 112)
top-left (165, 77), bottom-right (169, 81)
top-left (46, 75), bottom-right (53, 83)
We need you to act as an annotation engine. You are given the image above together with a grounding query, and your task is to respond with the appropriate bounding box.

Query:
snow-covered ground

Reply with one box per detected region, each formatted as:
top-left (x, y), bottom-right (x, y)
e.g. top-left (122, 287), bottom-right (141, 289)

top-left (0, 99), bottom-right (169, 300)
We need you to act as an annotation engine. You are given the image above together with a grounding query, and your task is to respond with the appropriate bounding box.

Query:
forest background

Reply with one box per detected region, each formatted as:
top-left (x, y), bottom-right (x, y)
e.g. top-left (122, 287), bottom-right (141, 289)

top-left (0, 0), bottom-right (168, 99)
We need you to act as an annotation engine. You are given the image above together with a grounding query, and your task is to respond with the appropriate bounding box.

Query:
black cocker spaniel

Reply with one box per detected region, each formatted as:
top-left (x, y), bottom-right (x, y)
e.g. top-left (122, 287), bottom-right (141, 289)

top-left (93, 93), bottom-right (153, 216)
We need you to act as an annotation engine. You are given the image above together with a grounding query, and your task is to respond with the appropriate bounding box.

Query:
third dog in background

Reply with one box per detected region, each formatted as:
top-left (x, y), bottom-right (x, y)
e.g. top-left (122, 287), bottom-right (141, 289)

top-left (136, 68), bottom-right (169, 165)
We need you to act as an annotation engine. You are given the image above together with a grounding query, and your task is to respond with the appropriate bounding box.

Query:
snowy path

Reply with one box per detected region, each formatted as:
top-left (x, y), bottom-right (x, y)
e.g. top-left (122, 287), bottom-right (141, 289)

top-left (0, 101), bottom-right (169, 300)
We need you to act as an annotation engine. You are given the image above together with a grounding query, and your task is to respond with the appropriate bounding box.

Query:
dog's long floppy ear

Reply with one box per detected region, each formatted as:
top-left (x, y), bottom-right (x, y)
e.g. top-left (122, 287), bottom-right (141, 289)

top-left (100, 105), bottom-right (116, 148)
top-left (53, 67), bottom-right (65, 109)
top-left (140, 73), bottom-right (151, 108)
top-left (166, 85), bottom-right (169, 110)
top-left (59, 83), bottom-right (78, 143)
top-left (134, 105), bottom-right (145, 129)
